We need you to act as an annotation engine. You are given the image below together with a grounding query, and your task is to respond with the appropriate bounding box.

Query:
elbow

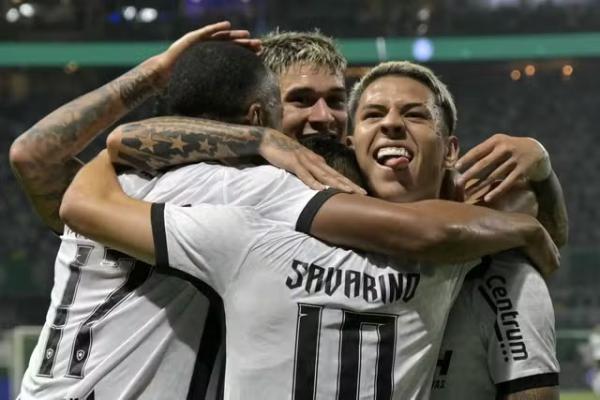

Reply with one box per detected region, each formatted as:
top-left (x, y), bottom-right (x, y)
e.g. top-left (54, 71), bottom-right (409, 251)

top-left (59, 189), bottom-right (82, 232)
top-left (106, 126), bottom-right (124, 162)
top-left (59, 188), bottom-right (95, 237)
top-left (9, 137), bottom-right (33, 174)
top-left (554, 225), bottom-right (569, 248)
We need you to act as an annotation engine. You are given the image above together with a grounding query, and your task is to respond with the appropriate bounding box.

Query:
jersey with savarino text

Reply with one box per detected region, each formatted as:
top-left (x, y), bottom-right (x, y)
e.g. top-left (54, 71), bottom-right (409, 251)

top-left (155, 202), bottom-right (479, 400)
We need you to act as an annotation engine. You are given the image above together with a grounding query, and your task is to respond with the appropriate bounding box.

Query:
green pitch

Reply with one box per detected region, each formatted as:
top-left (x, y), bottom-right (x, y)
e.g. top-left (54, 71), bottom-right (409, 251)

top-left (562, 391), bottom-right (598, 400)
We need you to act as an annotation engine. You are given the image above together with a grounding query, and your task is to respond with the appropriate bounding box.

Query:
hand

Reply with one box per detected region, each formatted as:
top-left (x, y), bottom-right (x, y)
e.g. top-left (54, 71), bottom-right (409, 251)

top-left (259, 129), bottom-right (367, 195)
top-left (468, 179), bottom-right (539, 217)
top-left (521, 219), bottom-right (560, 278)
top-left (456, 134), bottom-right (552, 203)
top-left (146, 21), bottom-right (261, 88)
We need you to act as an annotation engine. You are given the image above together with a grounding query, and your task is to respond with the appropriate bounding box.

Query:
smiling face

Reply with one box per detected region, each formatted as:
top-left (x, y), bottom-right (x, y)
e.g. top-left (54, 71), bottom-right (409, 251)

top-left (351, 75), bottom-right (458, 203)
top-left (279, 64), bottom-right (348, 141)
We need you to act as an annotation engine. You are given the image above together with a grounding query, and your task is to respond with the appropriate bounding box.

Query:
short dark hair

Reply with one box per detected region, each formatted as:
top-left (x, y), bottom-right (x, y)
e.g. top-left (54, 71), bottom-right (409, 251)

top-left (167, 41), bottom-right (279, 124)
top-left (299, 135), bottom-right (366, 188)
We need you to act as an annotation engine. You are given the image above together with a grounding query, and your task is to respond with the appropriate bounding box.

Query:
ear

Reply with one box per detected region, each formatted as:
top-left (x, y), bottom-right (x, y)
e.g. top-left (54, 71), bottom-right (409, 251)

top-left (444, 135), bottom-right (459, 168)
top-left (345, 135), bottom-right (355, 149)
top-left (246, 103), bottom-right (264, 126)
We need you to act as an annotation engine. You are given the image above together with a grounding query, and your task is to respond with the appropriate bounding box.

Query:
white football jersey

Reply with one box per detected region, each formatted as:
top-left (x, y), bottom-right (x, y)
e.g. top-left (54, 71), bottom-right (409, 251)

top-left (19, 164), bottom-right (321, 400)
top-left (156, 202), bottom-right (479, 400)
top-left (430, 251), bottom-right (559, 399)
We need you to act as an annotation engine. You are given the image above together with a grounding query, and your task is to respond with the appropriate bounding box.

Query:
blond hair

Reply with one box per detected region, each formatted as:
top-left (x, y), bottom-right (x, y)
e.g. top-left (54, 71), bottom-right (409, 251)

top-left (259, 30), bottom-right (347, 76)
top-left (348, 61), bottom-right (457, 135)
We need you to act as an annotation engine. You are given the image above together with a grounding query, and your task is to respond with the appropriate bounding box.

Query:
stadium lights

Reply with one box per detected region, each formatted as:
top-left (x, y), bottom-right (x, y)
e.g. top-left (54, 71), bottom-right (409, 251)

top-left (510, 69), bottom-right (521, 81)
top-left (18, 2), bottom-right (34, 18)
top-left (122, 6), bottom-right (137, 21)
top-left (413, 38), bottom-right (434, 62)
top-left (138, 8), bottom-right (158, 23)
top-left (524, 64), bottom-right (536, 76)
top-left (5, 8), bottom-right (19, 22)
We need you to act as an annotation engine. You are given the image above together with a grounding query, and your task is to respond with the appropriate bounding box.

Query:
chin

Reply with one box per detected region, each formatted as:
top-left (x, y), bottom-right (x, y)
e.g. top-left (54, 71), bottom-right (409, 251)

top-left (371, 181), bottom-right (437, 204)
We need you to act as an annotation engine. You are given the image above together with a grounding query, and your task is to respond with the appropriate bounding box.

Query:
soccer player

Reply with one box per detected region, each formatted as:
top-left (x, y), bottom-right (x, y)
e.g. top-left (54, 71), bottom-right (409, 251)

top-left (10, 26), bottom-right (556, 399)
top-left (349, 64), bottom-right (562, 400)
top-left (58, 53), bottom-right (559, 398)
top-left (108, 31), bottom-right (567, 248)
top-left (8, 23), bottom-right (352, 400)
top-left (109, 55), bottom-right (566, 399)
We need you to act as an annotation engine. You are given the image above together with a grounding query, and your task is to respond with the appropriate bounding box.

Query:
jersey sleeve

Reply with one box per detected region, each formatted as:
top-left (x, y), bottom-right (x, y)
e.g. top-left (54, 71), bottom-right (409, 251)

top-left (141, 163), bottom-right (228, 205)
top-left (221, 165), bottom-right (338, 229)
top-left (143, 163), bottom-right (339, 229)
top-left (151, 202), bottom-right (265, 295)
top-left (482, 253), bottom-right (559, 396)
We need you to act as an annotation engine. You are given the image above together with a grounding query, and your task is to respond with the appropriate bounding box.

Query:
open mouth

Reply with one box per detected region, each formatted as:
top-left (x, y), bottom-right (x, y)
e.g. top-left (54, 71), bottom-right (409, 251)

top-left (375, 146), bottom-right (413, 169)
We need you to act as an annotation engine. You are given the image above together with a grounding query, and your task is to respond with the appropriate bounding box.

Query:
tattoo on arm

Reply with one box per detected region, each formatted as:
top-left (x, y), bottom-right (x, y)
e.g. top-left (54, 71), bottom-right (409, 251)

top-left (10, 63), bottom-right (161, 232)
top-left (114, 117), bottom-right (269, 172)
top-left (118, 68), bottom-right (161, 109)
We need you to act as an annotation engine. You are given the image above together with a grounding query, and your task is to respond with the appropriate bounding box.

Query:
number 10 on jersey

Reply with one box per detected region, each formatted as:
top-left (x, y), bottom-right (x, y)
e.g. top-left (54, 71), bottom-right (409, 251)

top-left (292, 303), bottom-right (397, 400)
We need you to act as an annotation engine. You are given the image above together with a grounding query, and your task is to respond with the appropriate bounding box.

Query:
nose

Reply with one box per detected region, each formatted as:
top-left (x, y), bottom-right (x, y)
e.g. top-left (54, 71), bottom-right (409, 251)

top-left (380, 112), bottom-right (406, 139)
top-left (308, 98), bottom-right (335, 128)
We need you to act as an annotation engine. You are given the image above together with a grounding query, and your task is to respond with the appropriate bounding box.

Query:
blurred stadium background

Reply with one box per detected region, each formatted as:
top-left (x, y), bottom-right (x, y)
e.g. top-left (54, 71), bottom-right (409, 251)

top-left (1, 0), bottom-right (599, 398)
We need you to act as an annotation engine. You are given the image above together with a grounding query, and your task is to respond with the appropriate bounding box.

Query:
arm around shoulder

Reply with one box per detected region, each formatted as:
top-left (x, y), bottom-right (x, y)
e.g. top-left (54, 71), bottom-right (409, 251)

top-left (309, 194), bottom-right (553, 266)
top-left (60, 151), bottom-right (155, 265)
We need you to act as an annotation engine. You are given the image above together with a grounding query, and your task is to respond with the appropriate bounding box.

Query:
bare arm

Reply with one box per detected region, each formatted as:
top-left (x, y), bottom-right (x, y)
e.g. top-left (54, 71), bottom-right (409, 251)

top-left (61, 153), bottom-right (559, 276)
top-left (531, 171), bottom-right (568, 247)
top-left (311, 194), bottom-right (559, 276)
top-left (9, 21), bottom-right (258, 233)
top-left (502, 386), bottom-right (559, 400)
top-left (107, 116), bottom-right (266, 170)
top-left (457, 134), bottom-right (568, 247)
top-left (9, 62), bottom-right (161, 233)
top-left (60, 151), bottom-right (155, 264)
top-left (106, 116), bottom-right (365, 194)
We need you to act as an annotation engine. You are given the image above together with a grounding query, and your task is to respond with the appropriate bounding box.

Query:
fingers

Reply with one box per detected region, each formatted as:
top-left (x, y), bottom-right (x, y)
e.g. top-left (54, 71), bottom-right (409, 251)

top-left (464, 158), bottom-right (516, 199)
top-left (169, 21), bottom-right (232, 53)
top-left (211, 30), bottom-right (251, 40)
top-left (233, 39), bottom-right (262, 52)
top-left (483, 170), bottom-right (522, 203)
top-left (457, 148), bottom-right (511, 187)
top-left (301, 153), bottom-right (367, 194)
top-left (294, 168), bottom-right (330, 191)
top-left (184, 21), bottom-right (232, 42)
top-left (455, 140), bottom-right (494, 174)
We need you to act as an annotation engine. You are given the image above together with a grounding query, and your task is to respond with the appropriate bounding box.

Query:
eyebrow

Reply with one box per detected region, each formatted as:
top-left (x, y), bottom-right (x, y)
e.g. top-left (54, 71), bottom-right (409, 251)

top-left (284, 86), bottom-right (347, 98)
top-left (361, 101), bottom-right (428, 112)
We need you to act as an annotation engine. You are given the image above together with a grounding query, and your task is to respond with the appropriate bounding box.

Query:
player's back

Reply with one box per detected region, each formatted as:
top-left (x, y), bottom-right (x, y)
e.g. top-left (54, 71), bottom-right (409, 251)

top-left (20, 163), bottom-right (321, 400)
top-left (160, 204), bottom-right (480, 399)
top-left (19, 172), bottom-right (214, 400)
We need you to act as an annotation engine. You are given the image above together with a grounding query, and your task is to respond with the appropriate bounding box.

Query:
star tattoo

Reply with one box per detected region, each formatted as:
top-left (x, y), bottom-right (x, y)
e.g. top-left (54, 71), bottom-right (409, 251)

top-left (139, 136), bottom-right (158, 152)
top-left (169, 135), bottom-right (186, 152)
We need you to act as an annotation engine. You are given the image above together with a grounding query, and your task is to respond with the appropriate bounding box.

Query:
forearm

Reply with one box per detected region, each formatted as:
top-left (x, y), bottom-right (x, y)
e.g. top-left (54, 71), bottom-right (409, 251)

top-left (9, 58), bottom-right (162, 231)
top-left (502, 386), bottom-right (559, 400)
top-left (60, 153), bottom-right (155, 264)
top-left (531, 171), bottom-right (568, 247)
top-left (312, 195), bottom-right (535, 264)
top-left (107, 116), bottom-right (272, 172)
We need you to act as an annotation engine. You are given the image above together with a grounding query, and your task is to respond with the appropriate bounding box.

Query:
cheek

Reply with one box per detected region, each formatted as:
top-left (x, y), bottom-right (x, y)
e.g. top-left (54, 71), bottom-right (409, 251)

top-left (282, 106), bottom-right (307, 128)
top-left (334, 110), bottom-right (348, 124)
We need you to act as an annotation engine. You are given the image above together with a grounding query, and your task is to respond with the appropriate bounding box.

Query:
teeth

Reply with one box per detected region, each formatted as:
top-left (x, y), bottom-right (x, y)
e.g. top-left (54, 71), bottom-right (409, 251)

top-left (377, 147), bottom-right (411, 161)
